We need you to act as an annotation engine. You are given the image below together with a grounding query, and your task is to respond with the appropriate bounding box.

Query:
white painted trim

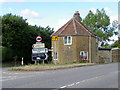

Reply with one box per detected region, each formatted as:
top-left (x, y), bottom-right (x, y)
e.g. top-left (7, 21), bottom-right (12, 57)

top-left (63, 36), bottom-right (72, 45)
top-left (75, 19), bottom-right (92, 35)
top-left (59, 19), bottom-right (73, 35)
top-left (112, 48), bottom-right (120, 50)
top-left (73, 19), bottom-right (77, 34)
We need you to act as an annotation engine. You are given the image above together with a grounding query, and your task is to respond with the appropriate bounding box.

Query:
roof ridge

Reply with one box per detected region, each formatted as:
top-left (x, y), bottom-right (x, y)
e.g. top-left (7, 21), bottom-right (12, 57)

top-left (51, 13), bottom-right (97, 36)
top-left (73, 18), bottom-right (77, 34)
top-left (59, 18), bottom-right (73, 35)
top-left (51, 19), bottom-right (72, 36)
top-left (74, 19), bottom-right (94, 35)
top-left (79, 21), bottom-right (95, 36)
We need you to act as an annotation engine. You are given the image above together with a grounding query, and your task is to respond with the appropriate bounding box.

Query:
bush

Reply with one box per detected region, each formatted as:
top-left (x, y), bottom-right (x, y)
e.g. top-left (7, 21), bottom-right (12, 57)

top-left (1, 46), bottom-right (14, 62)
top-left (0, 46), bottom-right (2, 62)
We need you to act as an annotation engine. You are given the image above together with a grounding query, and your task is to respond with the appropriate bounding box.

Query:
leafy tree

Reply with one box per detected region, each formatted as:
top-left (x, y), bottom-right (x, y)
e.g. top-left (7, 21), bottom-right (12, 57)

top-left (2, 14), bottom-right (35, 62)
top-left (2, 13), bottom-right (54, 63)
top-left (110, 38), bottom-right (120, 48)
top-left (82, 9), bottom-right (117, 46)
top-left (2, 14), bottom-right (28, 48)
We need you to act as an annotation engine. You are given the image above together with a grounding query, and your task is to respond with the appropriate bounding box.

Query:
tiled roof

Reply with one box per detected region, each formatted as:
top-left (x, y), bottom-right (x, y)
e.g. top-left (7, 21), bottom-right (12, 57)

top-left (52, 11), bottom-right (95, 36)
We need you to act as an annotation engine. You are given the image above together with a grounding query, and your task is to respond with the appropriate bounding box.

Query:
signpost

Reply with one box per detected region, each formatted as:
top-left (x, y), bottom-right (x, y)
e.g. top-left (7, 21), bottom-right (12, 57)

top-left (32, 36), bottom-right (48, 64)
top-left (32, 42), bottom-right (45, 48)
top-left (32, 48), bottom-right (48, 54)
top-left (52, 36), bottom-right (58, 41)
top-left (36, 36), bottom-right (42, 42)
top-left (52, 36), bottom-right (58, 64)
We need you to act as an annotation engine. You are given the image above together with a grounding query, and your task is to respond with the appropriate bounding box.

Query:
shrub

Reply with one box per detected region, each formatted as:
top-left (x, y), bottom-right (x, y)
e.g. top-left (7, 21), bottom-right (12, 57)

top-left (1, 46), bottom-right (14, 62)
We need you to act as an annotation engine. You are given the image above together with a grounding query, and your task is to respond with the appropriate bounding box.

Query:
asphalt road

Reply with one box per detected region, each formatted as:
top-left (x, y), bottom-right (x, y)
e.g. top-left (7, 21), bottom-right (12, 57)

top-left (1, 63), bottom-right (119, 88)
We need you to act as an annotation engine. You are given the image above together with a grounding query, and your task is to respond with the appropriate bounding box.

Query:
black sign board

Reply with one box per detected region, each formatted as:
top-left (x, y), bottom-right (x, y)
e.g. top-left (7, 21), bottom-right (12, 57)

top-left (32, 53), bottom-right (48, 61)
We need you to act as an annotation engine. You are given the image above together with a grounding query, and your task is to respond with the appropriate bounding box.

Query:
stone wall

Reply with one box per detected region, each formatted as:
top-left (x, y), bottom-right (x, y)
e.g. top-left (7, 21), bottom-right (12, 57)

top-left (98, 49), bottom-right (112, 63)
top-left (112, 49), bottom-right (120, 62)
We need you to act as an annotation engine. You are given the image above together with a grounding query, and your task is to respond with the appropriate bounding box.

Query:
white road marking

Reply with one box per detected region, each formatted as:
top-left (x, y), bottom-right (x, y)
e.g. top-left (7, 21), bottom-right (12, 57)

top-left (60, 71), bottom-right (118, 88)
top-left (75, 82), bottom-right (80, 84)
top-left (60, 86), bottom-right (67, 88)
top-left (67, 83), bottom-right (75, 87)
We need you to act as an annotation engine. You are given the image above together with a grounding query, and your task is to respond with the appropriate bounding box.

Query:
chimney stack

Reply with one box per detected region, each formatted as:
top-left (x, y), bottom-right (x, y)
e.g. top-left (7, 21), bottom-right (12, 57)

top-left (73, 11), bottom-right (80, 22)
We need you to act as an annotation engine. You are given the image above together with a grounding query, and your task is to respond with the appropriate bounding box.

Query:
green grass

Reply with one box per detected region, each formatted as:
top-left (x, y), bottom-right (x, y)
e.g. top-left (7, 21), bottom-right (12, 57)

top-left (8, 62), bottom-right (95, 72)
top-left (24, 62), bottom-right (87, 67)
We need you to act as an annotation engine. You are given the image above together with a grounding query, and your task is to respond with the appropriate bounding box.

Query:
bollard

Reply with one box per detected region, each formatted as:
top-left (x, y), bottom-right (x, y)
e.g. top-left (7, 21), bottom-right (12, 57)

top-left (35, 60), bottom-right (37, 64)
top-left (21, 57), bottom-right (24, 65)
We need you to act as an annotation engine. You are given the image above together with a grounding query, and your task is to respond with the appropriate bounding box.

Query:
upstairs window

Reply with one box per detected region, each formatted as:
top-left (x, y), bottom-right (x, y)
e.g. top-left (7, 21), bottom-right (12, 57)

top-left (64, 36), bottom-right (72, 45)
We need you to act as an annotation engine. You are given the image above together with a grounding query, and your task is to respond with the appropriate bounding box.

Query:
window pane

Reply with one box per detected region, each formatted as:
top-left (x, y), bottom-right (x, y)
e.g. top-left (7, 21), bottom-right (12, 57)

top-left (68, 36), bottom-right (71, 44)
top-left (54, 52), bottom-right (58, 60)
top-left (64, 36), bottom-right (72, 45)
top-left (64, 36), bottom-right (67, 44)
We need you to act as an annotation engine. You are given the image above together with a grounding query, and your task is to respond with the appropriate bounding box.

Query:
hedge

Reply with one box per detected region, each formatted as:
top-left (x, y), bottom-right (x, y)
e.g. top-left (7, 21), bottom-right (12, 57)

top-left (1, 46), bottom-right (14, 62)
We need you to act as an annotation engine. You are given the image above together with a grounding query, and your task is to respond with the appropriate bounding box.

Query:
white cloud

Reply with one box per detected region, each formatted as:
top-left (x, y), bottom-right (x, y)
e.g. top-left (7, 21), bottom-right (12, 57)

top-left (8, 8), bottom-right (13, 11)
top-left (20, 9), bottom-right (41, 19)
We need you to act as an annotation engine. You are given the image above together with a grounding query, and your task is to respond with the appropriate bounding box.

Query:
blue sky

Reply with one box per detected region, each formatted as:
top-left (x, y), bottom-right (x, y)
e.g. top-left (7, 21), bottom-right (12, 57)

top-left (1, 1), bottom-right (119, 43)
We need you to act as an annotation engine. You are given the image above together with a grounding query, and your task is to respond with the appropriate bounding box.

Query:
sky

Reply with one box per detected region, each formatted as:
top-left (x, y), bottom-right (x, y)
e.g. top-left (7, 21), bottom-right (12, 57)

top-left (0, 0), bottom-right (119, 44)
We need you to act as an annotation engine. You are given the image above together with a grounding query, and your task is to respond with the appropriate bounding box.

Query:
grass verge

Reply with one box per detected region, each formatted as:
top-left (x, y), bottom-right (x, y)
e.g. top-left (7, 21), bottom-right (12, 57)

top-left (8, 63), bottom-right (95, 72)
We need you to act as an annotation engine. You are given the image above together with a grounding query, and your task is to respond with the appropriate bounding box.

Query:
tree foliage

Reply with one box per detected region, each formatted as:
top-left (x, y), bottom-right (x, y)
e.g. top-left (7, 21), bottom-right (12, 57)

top-left (110, 38), bottom-right (120, 48)
top-left (2, 13), bottom-right (54, 63)
top-left (82, 9), bottom-right (117, 46)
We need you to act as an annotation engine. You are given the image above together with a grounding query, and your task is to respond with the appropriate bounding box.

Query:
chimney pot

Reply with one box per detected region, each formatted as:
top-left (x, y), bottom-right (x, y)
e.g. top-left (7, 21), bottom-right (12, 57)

top-left (73, 11), bottom-right (80, 21)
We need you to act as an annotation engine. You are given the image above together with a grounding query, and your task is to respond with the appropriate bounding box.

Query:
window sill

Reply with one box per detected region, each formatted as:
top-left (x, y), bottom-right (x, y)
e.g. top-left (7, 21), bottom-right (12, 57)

top-left (64, 44), bottom-right (72, 45)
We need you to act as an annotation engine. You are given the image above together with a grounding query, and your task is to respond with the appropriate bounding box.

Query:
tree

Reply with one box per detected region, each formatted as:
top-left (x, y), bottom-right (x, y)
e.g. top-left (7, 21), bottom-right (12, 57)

top-left (110, 39), bottom-right (120, 48)
top-left (2, 14), bottom-right (28, 48)
top-left (82, 9), bottom-right (117, 46)
top-left (2, 14), bottom-right (35, 62)
top-left (2, 13), bottom-right (54, 63)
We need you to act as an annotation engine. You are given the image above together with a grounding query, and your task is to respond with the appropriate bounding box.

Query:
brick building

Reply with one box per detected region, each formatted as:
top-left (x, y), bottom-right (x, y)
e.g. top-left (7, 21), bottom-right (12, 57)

top-left (51, 11), bottom-right (98, 64)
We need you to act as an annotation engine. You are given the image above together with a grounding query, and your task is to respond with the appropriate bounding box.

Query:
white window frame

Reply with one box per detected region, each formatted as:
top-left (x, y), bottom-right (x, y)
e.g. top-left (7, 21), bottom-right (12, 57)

top-left (80, 51), bottom-right (88, 60)
top-left (64, 36), bottom-right (72, 45)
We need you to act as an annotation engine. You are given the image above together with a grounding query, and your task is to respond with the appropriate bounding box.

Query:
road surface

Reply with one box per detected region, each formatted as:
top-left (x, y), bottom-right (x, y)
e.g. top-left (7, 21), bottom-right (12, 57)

top-left (1, 63), bottom-right (119, 89)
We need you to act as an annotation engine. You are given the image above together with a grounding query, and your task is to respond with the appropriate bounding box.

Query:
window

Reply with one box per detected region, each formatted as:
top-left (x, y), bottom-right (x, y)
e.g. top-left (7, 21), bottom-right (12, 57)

top-left (64, 36), bottom-right (72, 45)
top-left (54, 52), bottom-right (58, 60)
top-left (80, 51), bottom-right (88, 60)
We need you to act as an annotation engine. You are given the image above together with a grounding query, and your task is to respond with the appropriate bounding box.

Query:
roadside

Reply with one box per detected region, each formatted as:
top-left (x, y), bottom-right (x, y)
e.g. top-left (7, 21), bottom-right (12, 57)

top-left (8, 63), bottom-right (95, 72)
top-left (2, 62), bottom-right (21, 68)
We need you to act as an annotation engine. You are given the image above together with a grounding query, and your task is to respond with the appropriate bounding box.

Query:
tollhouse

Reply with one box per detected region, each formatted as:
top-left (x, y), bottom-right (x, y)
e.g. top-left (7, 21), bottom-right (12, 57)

top-left (51, 11), bottom-right (98, 64)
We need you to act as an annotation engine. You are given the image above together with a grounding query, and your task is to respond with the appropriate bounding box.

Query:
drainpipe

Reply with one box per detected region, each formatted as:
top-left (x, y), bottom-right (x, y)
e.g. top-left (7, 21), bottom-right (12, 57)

top-left (89, 35), bottom-right (92, 63)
